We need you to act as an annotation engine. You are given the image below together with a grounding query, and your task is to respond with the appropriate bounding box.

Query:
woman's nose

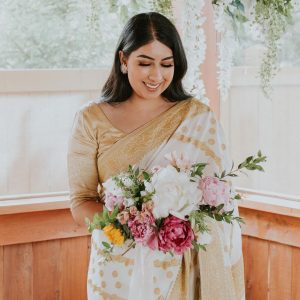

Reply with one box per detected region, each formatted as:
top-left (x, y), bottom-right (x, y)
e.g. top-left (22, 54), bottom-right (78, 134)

top-left (148, 67), bottom-right (163, 82)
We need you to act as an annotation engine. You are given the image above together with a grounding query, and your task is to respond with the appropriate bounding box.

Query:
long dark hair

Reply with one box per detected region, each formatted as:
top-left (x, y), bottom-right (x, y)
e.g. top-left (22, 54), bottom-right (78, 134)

top-left (101, 12), bottom-right (191, 103)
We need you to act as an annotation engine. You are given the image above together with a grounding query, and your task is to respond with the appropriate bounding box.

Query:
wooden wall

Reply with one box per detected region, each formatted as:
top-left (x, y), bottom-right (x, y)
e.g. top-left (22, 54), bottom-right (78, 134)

top-left (1, 204), bottom-right (300, 300)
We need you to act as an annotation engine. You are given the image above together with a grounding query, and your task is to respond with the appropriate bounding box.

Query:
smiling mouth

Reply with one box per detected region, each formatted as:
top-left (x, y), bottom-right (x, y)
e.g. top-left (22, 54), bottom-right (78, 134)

top-left (143, 82), bottom-right (162, 89)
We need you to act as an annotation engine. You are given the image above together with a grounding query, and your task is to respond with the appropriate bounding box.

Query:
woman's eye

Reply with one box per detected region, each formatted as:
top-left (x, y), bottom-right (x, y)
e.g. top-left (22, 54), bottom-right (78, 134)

top-left (139, 63), bottom-right (151, 66)
top-left (162, 64), bottom-right (174, 68)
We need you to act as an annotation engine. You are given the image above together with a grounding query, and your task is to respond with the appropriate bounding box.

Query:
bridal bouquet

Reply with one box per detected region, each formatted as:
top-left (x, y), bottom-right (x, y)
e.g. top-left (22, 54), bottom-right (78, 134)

top-left (86, 151), bottom-right (266, 260)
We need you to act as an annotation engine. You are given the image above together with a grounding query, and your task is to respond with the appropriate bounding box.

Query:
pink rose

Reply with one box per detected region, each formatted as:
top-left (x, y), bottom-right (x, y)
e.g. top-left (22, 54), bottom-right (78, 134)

top-left (129, 206), bottom-right (138, 216)
top-left (104, 192), bottom-right (125, 211)
top-left (128, 210), bottom-right (158, 250)
top-left (198, 176), bottom-right (231, 209)
top-left (158, 216), bottom-right (194, 255)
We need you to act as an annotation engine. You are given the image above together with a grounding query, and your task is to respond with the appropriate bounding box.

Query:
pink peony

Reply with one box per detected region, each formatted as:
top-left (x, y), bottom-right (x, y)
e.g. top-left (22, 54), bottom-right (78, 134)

top-left (104, 192), bottom-right (125, 211)
top-left (158, 216), bottom-right (194, 255)
top-left (198, 176), bottom-right (230, 209)
top-left (128, 210), bottom-right (158, 250)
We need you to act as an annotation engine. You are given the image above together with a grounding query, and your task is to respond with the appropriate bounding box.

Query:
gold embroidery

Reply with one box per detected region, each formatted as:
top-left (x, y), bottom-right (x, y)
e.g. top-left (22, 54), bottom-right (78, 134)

top-left (115, 281), bottom-right (122, 289)
top-left (209, 128), bottom-right (216, 135)
top-left (153, 258), bottom-right (180, 269)
top-left (166, 271), bottom-right (173, 278)
top-left (198, 219), bottom-right (238, 300)
top-left (232, 256), bottom-right (245, 300)
top-left (196, 125), bottom-right (202, 132)
top-left (154, 288), bottom-right (161, 295)
top-left (172, 133), bottom-right (222, 170)
top-left (97, 249), bottom-right (134, 266)
top-left (181, 126), bottom-right (188, 133)
top-left (98, 100), bottom-right (193, 182)
top-left (221, 143), bottom-right (226, 150)
top-left (210, 118), bottom-right (216, 124)
top-left (112, 270), bottom-right (118, 277)
top-left (88, 279), bottom-right (126, 300)
top-left (188, 100), bottom-right (210, 119)
top-left (128, 269), bottom-right (133, 276)
top-left (208, 138), bottom-right (215, 145)
top-left (101, 281), bottom-right (106, 288)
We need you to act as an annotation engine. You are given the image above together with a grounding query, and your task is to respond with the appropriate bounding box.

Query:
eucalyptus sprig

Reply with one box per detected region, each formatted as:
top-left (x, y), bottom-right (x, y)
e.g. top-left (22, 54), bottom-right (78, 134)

top-left (216, 150), bottom-right (267, 180)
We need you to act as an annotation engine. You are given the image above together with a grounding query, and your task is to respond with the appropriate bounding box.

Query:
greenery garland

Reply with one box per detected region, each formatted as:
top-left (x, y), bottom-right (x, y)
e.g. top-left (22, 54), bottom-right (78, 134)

top-left (212, 0), bottom-right (294, 98)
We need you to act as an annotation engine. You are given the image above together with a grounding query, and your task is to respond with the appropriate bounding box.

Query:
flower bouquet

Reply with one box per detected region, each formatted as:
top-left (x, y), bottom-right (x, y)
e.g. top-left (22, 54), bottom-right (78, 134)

top-left (86, 151), bottom-right (266, 261)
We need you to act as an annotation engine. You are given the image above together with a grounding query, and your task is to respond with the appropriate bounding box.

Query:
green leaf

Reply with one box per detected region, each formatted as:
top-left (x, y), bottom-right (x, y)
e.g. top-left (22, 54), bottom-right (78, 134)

top-left (110, 206), bottom-right (119, 220)
top-left (102, 241), bottom-right (111, 249)
top-left (142, 171), bottom-right (150, 181)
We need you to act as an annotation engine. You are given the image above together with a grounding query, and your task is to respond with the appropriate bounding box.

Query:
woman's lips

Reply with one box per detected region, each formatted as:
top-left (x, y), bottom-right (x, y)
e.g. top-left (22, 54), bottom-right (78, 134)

top-left (143, 81), bottom-right (162, 91)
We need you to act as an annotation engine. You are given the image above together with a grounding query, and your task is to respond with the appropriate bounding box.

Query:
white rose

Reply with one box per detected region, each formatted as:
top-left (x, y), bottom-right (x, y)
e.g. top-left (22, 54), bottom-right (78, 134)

top-left (144, 181), bottom-right (155, 193)
top-left (197, 231), bottom-right (212, 245)
top-left (102, 177), bottom-right (123, 197)
top-left (124, 197), bottom-right (135, 207)
top-left (121, 177), bottom-right (134, 188)
top-left (151, 165), bottom-right (202, 220)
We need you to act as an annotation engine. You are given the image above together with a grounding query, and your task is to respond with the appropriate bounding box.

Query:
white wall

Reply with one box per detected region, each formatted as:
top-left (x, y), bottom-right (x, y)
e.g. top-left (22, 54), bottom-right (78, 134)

top-left (221, 66), bottom-right (300, 198)
top-left (0, 70), bottom-right (109, 196)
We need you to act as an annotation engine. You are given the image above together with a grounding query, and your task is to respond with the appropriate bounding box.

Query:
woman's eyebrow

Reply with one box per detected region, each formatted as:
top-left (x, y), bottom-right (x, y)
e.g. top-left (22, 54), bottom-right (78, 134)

top-left (137, 54), bottom-right (174, 61)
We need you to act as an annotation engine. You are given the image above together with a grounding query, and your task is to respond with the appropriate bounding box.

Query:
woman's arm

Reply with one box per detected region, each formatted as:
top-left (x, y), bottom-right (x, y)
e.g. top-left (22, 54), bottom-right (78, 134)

top-left (67, 106), bottom-right (102, 228)
top-left (71, 200), bottom-right (103, 227)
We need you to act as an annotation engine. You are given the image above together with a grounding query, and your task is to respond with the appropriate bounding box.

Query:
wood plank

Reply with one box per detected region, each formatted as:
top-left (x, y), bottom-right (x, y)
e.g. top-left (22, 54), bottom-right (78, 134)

top-left (60, 236), bottom-right (90, 300)
top-left (0, 209), bottom-right (89, 246)
top-left (269, 242), bottom-right (292, 300)
top-left (3, 243), bottom-right (33, 300)
top-left (32, 240), bottom-right (61, 300)
top-left (0, 246), bottom-right (3, 300)
top-left (291, 247), bottom-right (300, 300)
top-left (240, 207), bottom-right (300, 247)
top-left (243, 237), bottom-right (269, 300)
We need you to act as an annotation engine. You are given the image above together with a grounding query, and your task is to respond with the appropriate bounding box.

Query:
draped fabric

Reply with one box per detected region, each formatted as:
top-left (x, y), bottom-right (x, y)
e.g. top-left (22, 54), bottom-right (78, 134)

top-left (67, 98), bottom-right (245, 300)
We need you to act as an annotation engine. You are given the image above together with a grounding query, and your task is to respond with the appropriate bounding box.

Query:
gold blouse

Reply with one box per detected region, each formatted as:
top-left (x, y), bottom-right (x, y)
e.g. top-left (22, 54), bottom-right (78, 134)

top-left (67, 101), bottom-right (125, 210)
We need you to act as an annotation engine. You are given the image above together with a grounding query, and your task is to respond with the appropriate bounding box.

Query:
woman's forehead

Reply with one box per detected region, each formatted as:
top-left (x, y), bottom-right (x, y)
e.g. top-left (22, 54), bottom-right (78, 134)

top-left (132, 40), bottom-right (173, 60)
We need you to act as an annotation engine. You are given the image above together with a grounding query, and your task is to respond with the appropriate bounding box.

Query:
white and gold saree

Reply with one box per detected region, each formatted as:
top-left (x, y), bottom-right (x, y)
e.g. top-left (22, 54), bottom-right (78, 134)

top-left (67, 98), bottom-right (245, 300)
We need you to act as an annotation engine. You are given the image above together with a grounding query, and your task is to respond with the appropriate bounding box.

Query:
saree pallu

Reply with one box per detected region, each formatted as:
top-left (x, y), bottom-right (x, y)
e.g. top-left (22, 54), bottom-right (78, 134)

top-left (67, 98), bottom-right (245, 300)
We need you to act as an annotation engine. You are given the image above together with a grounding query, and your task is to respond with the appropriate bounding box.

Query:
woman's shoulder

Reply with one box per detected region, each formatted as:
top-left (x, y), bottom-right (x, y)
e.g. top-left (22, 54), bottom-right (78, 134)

top-left (185, 97), bottom-right (212, 115)
top-left (76, 99), bottom-right (103, 116)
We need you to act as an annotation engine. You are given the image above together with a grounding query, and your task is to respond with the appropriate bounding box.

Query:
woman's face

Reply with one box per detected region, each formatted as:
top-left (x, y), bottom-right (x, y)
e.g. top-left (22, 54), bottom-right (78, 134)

top-left (120, 40), bottom-right (174, 100)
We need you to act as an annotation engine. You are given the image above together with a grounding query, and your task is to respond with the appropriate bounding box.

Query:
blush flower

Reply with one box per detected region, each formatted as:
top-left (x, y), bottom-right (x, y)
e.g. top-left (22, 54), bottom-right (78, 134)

top-left (164, 151), bottom-right (192, 172)
top-left (104, 192), bottom-right (125, 212)
top-left (158, 216), bottom-right (194, 255)
top-left (128, 210), bottom-right (157, 250)
top-left (198, 176), bottom-right (231, 210)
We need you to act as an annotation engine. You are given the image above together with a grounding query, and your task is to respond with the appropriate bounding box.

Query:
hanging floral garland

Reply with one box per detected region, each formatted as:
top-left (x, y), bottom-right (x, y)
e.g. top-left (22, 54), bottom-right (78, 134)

top-left (182, 0), bottom-right (208, 104)
top-left (212, 0), bottom-right (295, 99)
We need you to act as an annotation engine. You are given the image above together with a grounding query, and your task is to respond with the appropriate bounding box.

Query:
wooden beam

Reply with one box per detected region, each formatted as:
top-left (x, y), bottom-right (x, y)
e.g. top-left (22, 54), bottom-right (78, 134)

top-left (0, 209), bottom-right (89, 246)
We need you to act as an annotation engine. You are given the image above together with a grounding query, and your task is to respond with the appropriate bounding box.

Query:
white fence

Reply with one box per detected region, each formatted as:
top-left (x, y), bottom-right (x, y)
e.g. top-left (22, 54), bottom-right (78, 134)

top-left (0, 69), bottom-right (108, 196)
top-left (221, 66), bottom-right (300, 199)
top-left (1, 67), bottom-right (299, 200)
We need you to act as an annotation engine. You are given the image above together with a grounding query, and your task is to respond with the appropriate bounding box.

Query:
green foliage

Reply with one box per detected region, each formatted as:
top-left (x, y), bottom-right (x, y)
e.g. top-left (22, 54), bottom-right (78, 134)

top-left (0, 0), bottom-right (173, 69)
top-left (212, 0), bottom-right (295, 98)
top-left (190, 163), bottom-right (208, 177)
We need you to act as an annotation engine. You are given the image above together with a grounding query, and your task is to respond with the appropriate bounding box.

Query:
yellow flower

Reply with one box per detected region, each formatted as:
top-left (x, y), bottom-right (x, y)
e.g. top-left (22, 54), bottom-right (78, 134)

top-left (103, 224), bottom-right (125, 246)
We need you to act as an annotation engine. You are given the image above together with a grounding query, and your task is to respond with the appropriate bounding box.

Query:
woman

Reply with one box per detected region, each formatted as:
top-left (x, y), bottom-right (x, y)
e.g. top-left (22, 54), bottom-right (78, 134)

top-left (68, 12), bottom-right (245, 300)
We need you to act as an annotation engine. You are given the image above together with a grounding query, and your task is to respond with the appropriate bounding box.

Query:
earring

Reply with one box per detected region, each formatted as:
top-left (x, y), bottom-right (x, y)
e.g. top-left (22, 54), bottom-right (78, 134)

top-left (120, 64), bottom-right (128, 74)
